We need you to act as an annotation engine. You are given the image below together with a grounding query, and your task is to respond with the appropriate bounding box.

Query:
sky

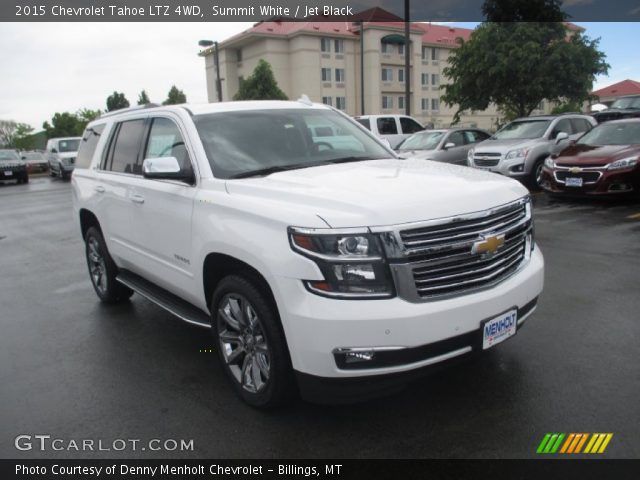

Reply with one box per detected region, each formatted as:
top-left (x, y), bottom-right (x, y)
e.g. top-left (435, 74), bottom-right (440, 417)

top-left (0, 22), bottom-right (638, 130)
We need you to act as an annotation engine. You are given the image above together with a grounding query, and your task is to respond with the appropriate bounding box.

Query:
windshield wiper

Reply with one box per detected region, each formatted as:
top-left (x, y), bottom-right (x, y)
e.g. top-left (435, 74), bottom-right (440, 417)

top-left (228, 157), bottom-right (384, 179)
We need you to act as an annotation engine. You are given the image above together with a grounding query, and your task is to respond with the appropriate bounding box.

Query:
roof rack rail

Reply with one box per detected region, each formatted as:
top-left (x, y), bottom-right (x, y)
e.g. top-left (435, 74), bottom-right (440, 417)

top-left (98, 103), bottom-right (161, 119)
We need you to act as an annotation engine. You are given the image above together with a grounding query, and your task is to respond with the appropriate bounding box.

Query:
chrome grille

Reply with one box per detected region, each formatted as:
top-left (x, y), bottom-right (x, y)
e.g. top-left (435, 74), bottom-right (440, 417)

top-left (473, 152), bottom-right (501, 167)
top-left (384, 198), bottom-right (532, 301)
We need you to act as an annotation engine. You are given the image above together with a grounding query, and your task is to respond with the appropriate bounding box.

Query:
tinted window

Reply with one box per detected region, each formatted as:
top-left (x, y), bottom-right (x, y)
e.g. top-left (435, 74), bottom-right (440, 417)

top-left (493, 120), bottom-right (551, 140)
top-left (447, 131), bottom-right (465, 147)
top-left (76, 125), bottom-right (105, 169)
top-left (570, 118), bottom-right (592, 134)
top-left (377, 117), bottom-right (398, 135)
top-left (463, 130), bottom-right (490, 144)
top-left (355, 118), bottom-right (370, 130)
top-left (552, 118), bottom-right (573, 137)
top-left (108, 119), bottom-right (145, 174)
top-left (400, 117), bottom-right (424, 134)
top-left (144, 118), bottom-right (192, 173)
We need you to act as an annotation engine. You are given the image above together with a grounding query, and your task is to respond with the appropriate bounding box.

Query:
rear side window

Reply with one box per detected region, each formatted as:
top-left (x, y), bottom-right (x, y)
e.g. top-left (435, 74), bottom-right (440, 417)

top-left (570, 118), bottom-right (592, 134)
top-left (400, 117), bottom-right (424, 134)
top-left (377, 117), bottom-right (398, 135)
top-left (76, 125), bottom-right (105, 169)
top-left (355, 118), bottom-right (371, 130)
top-left (107, 119), bottom-right (146, 174)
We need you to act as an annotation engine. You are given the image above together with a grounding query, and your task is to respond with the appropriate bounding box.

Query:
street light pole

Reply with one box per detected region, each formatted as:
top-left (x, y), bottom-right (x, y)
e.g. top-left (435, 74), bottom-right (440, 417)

top-left (404, 0), bottom-right (411, 116)
top-left (360, 21), bottom-right (365, 115)
top-left (199, 39), bottom-right (223, 102)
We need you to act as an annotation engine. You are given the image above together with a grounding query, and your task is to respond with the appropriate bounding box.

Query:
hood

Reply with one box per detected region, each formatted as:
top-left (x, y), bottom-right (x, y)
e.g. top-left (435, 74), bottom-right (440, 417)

top-left (473, 138), bottom-right (540, 154)
top-left (555, 144), bottom-right (640, 166)
top-left (396, 150), bottom-right (436, 160)
top-left (225, 159), bottom-right (528, 228)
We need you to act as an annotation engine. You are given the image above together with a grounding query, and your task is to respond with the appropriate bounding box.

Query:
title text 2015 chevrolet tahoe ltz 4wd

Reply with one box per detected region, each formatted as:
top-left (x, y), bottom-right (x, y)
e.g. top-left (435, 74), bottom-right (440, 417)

top-left (72, 101), bottom-right (544, 407)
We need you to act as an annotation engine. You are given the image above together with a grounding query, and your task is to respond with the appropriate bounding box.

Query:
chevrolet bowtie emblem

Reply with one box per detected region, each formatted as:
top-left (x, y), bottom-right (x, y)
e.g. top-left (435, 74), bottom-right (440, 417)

top-left (472, 234), bottom-right (505, 256)
top-left (568, 167), bottom-right (583, 173)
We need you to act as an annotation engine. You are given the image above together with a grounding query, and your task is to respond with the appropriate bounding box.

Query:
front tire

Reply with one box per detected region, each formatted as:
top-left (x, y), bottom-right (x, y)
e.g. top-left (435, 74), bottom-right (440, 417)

top-left (211, 275), bottom-right (294, 408)
top-left (529, 158), bottom-right (545, 190)
top-left (84, 226), bottom-right (133, 303)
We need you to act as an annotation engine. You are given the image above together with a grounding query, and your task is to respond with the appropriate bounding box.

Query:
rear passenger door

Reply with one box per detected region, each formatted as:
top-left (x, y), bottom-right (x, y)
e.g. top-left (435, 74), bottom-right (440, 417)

top-left (126, 115), bottom-right (199, 302)
top-left (94, 118), bottom-right (147, 267)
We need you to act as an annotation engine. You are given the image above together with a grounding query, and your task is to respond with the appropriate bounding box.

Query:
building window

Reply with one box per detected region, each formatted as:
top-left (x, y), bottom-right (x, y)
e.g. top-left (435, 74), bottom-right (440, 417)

top-left (398, 43), bottom-right (405, 55)
top-left (322, 96), bottom-right (332, 106)
top-left (321, 38), bottom-right (331, 52)
top-left (422, 46), bottom-right (428, 60)
top-left (431, 74), bottom-right (440, 86)
top-left (236, 49), bottom-right (242, 62)
top-left (321, 68), bottom-right (332, 82)
top-left (398, 96), bottom-right (405, 110)
top-left (381, 42), bottom-right (391, 54)
top-left (335, 68), bottom-right (345, 83)
top-left (336, 97), bottom-right (346, 110)
top-left (381, 68), bottom-right (393, 82)
top-left (431, 98), bottom-right (440, 111)
top-left (421, 98), bottom-right (429, 111)
top-left (421, 73), bottom-right (428, 86)
top-left (398, 68), bottom-right (405, 83)
top-left (382, 96), bottom-right (393, 109)
top-left (431, 47), bottom-right (439, 61)
top-left (334, 39), bottom-right (344, 53)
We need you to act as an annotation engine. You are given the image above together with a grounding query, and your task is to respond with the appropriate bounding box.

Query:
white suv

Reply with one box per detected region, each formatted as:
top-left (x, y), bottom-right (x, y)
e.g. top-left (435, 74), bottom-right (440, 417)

top-left (72, 101), bottom-right (544, 407)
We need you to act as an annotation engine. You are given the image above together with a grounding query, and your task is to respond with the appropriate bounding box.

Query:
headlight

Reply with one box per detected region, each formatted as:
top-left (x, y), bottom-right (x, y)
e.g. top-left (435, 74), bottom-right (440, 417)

top-left (505, 148), bottom-right (530, 160)
top-left (607, 156), bottom-right (638, 170)
top-left (544, 157), bottom-right (555, 169)
top-left (289, 227), bottom-right (394, 299)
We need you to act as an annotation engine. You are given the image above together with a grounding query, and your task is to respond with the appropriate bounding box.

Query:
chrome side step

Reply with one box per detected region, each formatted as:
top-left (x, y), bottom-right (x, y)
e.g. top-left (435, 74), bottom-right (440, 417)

top-left (116, 270), bottom-right (211, 329)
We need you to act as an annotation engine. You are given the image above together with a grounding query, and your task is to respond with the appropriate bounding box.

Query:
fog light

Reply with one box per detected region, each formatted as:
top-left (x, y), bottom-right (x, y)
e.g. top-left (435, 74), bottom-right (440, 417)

top-left (510, 163), bottom-right (525, 173)
top-left (344, 351), bottom-right (375, 364)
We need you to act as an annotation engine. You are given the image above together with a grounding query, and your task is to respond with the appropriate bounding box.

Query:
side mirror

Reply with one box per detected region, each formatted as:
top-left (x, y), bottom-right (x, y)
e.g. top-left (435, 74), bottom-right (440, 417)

top-left (443, 142), bottom-right (456, 150)
top-left (51, 148), bottom-right (57, 153)
top-left (142, 157), bottom-right (190, 181)
top-left (555, 132), bottom-right (569, 144)
top-left (21, 156), bottom-right (26, 160)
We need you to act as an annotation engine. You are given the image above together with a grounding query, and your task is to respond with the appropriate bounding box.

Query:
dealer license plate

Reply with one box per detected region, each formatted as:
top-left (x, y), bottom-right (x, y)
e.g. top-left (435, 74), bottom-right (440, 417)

top-left (565, 177), bottom-right (583, 187)
top-left (482, 309), bottom-right (517, 350)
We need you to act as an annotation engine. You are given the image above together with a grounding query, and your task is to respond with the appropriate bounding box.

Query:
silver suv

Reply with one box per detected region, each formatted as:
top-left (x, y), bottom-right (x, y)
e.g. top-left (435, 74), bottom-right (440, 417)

top-left (467, 114), bottom-right (597, 187)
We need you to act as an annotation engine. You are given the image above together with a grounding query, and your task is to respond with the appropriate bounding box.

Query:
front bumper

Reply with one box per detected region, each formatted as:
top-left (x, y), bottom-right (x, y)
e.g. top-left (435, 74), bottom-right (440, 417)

top-left (541, 166), bottom-right (639, 196)
top-left (0, 169), bottom-right (27, 180)
top-left (470, 157), bottom-right (529, 179)
top-left (275, 247), bottom-right (544, 384)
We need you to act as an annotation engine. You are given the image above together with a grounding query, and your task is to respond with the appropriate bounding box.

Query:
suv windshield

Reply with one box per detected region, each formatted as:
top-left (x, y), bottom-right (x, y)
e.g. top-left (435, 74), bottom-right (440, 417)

top-left (397, 131), bottom-right (445, 151)
top-left (577, 122), bottom-right (640, 146)
top-left (492, 120), bottom-right (551, 140)
top-left (610, 97), bottom-right (640, 109)
top-left (0, 150), bottom-right (20, 161)
top-left (194, 109), bottom-right (391, 178)
top-left (58, 139), bottom-right (80, 153)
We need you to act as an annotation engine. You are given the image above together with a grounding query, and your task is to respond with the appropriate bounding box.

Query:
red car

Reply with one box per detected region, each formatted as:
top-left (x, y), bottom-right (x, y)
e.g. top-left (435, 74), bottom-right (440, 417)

top-left (541, 119), bottom-right (640, 197)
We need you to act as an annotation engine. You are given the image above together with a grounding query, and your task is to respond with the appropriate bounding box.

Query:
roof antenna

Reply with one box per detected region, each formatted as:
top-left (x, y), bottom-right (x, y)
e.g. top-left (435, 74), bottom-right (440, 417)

top-left (297, 94), bottom-right (313, 106)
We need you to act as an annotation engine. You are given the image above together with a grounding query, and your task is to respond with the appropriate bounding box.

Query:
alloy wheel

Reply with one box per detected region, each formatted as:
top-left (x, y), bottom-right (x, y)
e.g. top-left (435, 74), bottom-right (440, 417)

top-left (87, 236), bottom-right (108, 295)
top-left (217, 294), bottom-right (271, 393)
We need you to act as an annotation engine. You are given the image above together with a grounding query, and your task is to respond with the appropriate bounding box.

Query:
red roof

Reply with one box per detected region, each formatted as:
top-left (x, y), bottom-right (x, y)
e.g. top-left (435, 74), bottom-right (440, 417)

top-left (592, 79), bottom-right (640, 98)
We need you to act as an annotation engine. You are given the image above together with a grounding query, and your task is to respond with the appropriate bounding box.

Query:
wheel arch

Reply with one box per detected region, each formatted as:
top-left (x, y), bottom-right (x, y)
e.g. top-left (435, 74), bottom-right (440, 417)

top-left (79, 209), bottom-right (101, 240)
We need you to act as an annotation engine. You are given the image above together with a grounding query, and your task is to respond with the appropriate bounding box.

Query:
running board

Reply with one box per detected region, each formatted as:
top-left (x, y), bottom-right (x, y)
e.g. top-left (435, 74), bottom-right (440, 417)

top-left (116, 270), bottom-right (211, 329)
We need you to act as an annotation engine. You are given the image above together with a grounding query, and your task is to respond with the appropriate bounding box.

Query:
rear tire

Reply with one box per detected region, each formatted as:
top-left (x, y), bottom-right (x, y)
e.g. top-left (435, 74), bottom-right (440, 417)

top-left (211, 275), bottom-right (294, 408)
top-left (84, 226), bottom-right (134, 303)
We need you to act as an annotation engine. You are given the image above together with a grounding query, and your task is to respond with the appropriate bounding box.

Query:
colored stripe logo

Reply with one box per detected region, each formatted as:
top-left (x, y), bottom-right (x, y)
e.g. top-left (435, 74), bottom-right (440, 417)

top-left (537, 433), bottom-right (613, 454)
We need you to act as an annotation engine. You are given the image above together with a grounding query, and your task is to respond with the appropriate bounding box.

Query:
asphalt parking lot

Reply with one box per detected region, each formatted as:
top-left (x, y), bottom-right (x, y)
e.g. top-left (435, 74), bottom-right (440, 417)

top-left (1, 176), bottom-right (639, 459)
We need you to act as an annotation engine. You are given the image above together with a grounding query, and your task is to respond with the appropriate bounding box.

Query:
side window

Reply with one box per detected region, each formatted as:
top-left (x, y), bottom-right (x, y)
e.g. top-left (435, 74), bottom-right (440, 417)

top-left (377, 117), bottom-right (398, 135)
top-left (400, 117), bottom-right (424, 134)
top-left (571, 118), bottom-right (592, 134)
top-left (107, 119), bottom-right (146, 174)
top-left (144, 118), bottom-right (192, 173)
top-left (76, 124), bottom-right (105, 169)
top-left (463, 130), bottom-right (490, 144)
top-left (446, 131), bottom-right (465, 147)
top-left (355, 118), bottom-right (371, 130)
top-left (552, 118), bottom-right (573, 138)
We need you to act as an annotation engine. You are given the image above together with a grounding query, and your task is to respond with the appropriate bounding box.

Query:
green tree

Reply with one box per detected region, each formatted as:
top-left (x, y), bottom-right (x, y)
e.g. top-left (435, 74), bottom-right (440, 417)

top-left (137, 90), bottom-right (151, 105)
top-left (77, 108), bottom-right (102, 128)
top-left (42, 112), bottom-right (83, 138)
top-left (162, 85), bottom-right (187, 105)
top-left (0, 120), bottom-right (18, 147)
top-left (106, 91), bottom-right (130, 111)
top-left (233, 60), bottom-right (288, 101)
top-left (13, 123), bottom-right (36, 150)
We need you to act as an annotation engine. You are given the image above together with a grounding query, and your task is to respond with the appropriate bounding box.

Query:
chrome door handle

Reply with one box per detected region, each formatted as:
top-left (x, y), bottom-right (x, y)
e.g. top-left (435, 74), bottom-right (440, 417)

top-left (94, 186), bottom-right (105, 193)
top-left (130, 194), bottom-right (145, 204)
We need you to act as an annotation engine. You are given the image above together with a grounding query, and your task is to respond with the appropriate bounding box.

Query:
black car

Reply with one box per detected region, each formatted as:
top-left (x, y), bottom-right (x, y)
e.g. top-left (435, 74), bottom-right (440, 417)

top-left (592, 95), bottom-right (640, 123)
top-left (0, 149), bottom-right (29, 184)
